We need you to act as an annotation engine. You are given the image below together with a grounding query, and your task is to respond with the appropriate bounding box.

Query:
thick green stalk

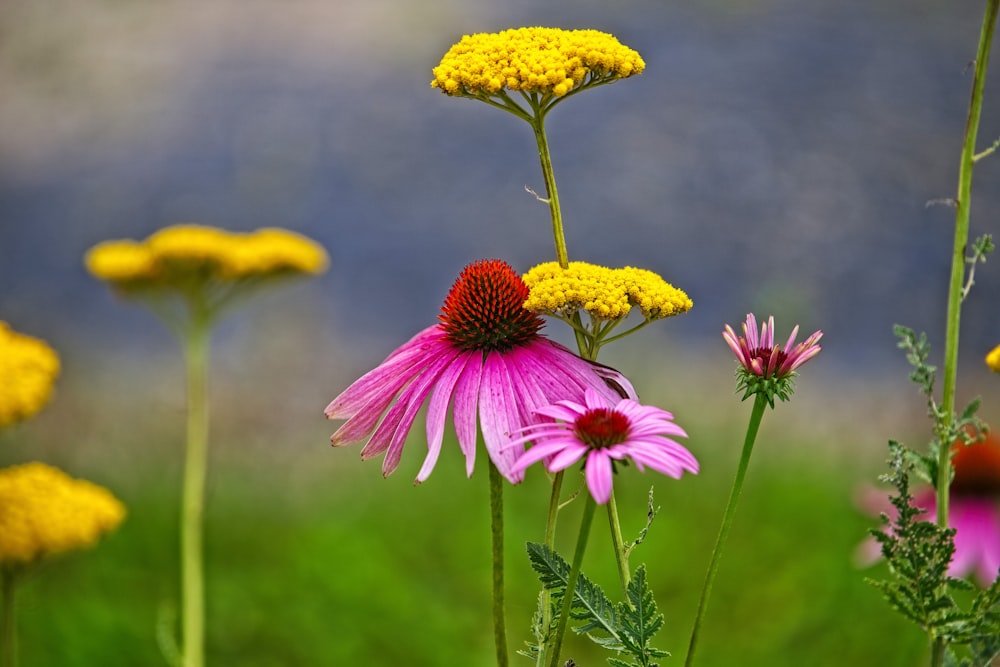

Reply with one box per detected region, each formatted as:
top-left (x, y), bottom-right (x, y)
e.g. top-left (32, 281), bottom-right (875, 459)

top-left (548, 494), bottom-right (597, 667)
top-left (1, 569), bottom-right (16, 667)
top-left (932, 4), bottom-right (999, 665)
top-left (181, 314), bottom-right (211, 667)
top-left (684, 393), bottom-right (767, 667)
top-left (489, 461), bottom-right (509, 667)
top-left (534, 469), bottom-right (565, 667)
top-left (529, 112), bottom-right (569, 268)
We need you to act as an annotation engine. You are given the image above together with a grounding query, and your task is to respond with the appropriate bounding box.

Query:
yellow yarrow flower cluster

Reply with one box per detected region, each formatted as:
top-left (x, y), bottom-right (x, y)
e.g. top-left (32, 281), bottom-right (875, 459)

top-left (986, 344), bottom-right (1000, 373)
top-left (0, 323), bottom-right (60, 429)
top-left (0, 462), bottom-right (125, 565)
top-left (431, 27), bottom-right (644, 99)
top-left (523, 261), bottom-right (692, 321)
top-left (85, 224), bottom-right (328, 289)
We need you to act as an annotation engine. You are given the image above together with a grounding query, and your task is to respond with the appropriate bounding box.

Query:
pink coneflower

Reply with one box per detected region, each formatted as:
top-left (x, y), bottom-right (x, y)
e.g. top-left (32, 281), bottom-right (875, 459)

top-left (324, 259), bottom-right (635, 484)
top-left (857, 431), bottom-right (1000, 587)
top-left (507, 388), bottom-right (697, 504)
top-left (722, 313), bottom-right (822, 405)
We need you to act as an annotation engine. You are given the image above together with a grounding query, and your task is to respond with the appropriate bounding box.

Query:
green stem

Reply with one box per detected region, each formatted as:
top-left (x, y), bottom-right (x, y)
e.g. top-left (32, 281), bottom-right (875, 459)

top-left (529, 111), bottom-right (569, 268)
top-left (684, 393), bottom-right (767, 667)
top-left (535, 469), bottom-right (565, 667)
top-left (933, 4), bottom-right (999, 664)
top-left (548, 494), bottom-right (597, 667)
top-left (489, 461), bottom-right (509, 667)
top-left (606, 491), bottom-right (631, 594)
top-left (1, 569), bottom-right (17, 667)
top-left (181, 314), bottom-right (211, 667)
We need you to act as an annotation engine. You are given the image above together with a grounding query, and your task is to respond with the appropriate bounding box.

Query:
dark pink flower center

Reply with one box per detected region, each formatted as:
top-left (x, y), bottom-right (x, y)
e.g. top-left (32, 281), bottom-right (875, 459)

top-left (574, 408), bottom-right (630, 449)
top-left (749, 346), bottom-right (788, 377)
top-left (439, 259), bottom-right (544, 353)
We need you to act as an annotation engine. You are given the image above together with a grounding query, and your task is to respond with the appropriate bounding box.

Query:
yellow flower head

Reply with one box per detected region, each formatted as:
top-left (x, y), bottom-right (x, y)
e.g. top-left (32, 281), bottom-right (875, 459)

top-left (522, 261), bottom-right (692, 321)
top-left (0, 462), bottom-right (125, 565)
top-left (0, 323), bottom-right (60, 429)
top-left (986, 344), bottom-right (1000, 373)
top-left (85, 224), bottom-right (328, 291)
top-left (431, 27), bottom-right (644, 99)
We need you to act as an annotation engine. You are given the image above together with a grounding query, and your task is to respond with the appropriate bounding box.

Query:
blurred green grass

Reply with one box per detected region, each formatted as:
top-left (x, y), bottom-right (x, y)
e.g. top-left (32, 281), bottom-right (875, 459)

top-left (5, 324), bottom-right (976, 666)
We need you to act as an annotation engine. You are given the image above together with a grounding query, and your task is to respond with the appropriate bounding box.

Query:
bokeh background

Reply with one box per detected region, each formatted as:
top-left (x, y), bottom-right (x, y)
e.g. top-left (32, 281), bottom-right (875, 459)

top-left (2, 0), bottom-right (1000, 665)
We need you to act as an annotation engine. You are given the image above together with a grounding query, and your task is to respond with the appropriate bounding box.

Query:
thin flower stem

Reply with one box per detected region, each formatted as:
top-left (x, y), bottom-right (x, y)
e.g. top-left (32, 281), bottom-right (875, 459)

top-left (529, 111), bottom-right (569, 269)
top-left (548, 494), bottom-right (598, 667)
top-left (489, 461), bottom-right (509, 667)
top-left (1, 569), bottom-right (17, 667)
top-left (933, 5), bottom-right (999, 665)
top-left (684, 393), bottom-right (767, 667)
top-left (606, 491), bottom-right (631, 594)
top-left (181, 313), bottom-right (211, 667)
top-left (535, 469), bottom-right (565, 667)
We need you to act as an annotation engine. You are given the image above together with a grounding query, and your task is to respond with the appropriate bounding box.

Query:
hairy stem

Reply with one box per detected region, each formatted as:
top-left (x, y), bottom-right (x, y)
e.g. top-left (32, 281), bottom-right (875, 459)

top-left (489, 461), bottom-right (509, 667)
top-left (684, 393), bottom-right (767, 667)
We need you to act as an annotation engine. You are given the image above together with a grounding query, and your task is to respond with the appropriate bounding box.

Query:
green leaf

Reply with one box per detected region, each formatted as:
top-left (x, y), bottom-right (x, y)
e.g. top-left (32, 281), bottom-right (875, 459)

top-left (525, 542), bottom-right (621, 644)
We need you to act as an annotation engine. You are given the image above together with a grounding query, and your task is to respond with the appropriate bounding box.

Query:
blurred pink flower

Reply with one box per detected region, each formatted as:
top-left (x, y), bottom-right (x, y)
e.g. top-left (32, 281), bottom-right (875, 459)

top-left (857, 431), bottom-right (1000, 587)
top-left (324, 259), bottom-right (635, 484)
top-left (507, 388), bottom-right (697, 504)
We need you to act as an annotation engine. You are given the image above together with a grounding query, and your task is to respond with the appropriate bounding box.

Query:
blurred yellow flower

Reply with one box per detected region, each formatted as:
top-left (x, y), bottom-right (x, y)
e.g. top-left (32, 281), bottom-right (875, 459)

top-left (85, 224), bottom-right (328, 290)
top-left (987, 343), bottom-right (1000, 373)
top-left (432, 27), bottom-right (644, 99)
top-left (0, 462), bottom-right (125, 565)
top-left (523, 261), bottom-right (692, 321)
top-left (0, 323), bottom-right (60, 429)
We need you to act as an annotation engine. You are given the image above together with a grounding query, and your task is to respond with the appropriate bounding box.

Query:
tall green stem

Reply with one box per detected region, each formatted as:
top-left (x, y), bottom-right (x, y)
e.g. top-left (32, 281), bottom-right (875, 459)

top-left (181, 314), bottom-right (211, 667)
top-left (1, 569), bottom-right (17, 667)
top-left (684, 393), bottom-right (767, 667)
top-left (548, 494), bottom-right (597, 667)
top-left (932, 3), bottom-right (998, 664)
top-left (529, 112), bottom-right (569, 268)
top-left (489, 461), bottom-right (509, 667)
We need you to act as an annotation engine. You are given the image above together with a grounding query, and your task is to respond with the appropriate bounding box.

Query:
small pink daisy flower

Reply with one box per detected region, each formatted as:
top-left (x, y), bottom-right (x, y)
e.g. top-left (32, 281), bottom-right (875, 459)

top-left (857, 431), bottom-right (1000, 586)
top-left (723, 313), bottom-right (822, 405)
top-left (324, 260), bottom-right (635, 484)
top-left (507, 388), bottom-right (698, 504)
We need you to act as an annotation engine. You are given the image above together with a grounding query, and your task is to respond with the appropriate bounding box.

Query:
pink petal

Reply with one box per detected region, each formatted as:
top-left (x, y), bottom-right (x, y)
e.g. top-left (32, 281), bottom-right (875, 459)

top-left (451, 352), bottom-right (483, 476)
top-left (478, 353), bottom-right (524, 482)
top-left (416, 353), bottom-right (474, 483)
top-left (585, 451), bottom-right (614, 504)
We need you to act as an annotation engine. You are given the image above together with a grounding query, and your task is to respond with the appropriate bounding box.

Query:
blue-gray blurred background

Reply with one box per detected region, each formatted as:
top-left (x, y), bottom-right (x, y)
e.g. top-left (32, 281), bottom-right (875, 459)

top-left (3, 1), bottom-right (1000, 665)
top-left (2, 0), bottom-right (999, 370)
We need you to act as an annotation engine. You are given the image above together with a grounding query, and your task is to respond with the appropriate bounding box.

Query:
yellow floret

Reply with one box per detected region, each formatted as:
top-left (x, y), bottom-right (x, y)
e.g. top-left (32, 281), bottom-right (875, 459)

top-left (84, 240), bottom-right (158, 283)
top-left (986, 344), bottom-right (1000, 373)
top-left (0, 462), bottom-right (125, 564)
top-left (86, 224), bottom-right (328, 290)
top-left (0, 323), bottom-right (61, 428)
top-left (431, 27), bottom-right (645, 99)
top-left (523, 261), bottom-right (692, 321)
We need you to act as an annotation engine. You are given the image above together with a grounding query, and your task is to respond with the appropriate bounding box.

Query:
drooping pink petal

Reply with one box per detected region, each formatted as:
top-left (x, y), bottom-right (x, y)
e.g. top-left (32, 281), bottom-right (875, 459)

top-left (325, 326), bottom-right (444, 420)
top-left (585, 451), bottom-right (614, 504)
top-left (451, 351), bottom-right (483, 476)
top-left (478, 353), bottom-right (525, 482)
top-left (417, 353), bottom-right (475, 483)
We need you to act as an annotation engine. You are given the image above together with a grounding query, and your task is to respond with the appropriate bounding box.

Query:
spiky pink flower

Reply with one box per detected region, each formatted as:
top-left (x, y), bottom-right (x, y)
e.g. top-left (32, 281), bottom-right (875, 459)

top-left (722, 313), bottom-right (822, 405)
top-left (507, 388), bottom-right (697, 504)
top-left (324, 260), bottom-right (635, 484)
